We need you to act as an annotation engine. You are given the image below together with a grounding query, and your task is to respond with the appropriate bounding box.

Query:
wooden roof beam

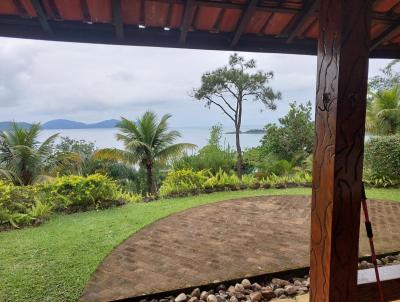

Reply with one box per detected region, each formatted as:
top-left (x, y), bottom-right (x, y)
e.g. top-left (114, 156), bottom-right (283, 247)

top-left (47, 0), bottom-right (61, 20)
top-left (80, 0), bottom-right (91, 22)
top-left (230, 0), bottom-right (258, 47)
top-left (112, 0), bottom-right (124, 41)
top-left (140, 0), bottom-right (146, 25)
top-left (180, 0), bottom-right (195, 43)
top-left (211, 8), bottom-right (225, 33)
top-left (165, 3), bottom-right (173, 28)
top-left (258, 12), bottom-right (274, 35)
top-left (30, 0), bottom-right (52, 34)
top-left (370, 23), bottom-right (400, 50)
top-left (285, 0), bottom-right (318, 43)
top-left (12, 0), bottom-right (28, 17)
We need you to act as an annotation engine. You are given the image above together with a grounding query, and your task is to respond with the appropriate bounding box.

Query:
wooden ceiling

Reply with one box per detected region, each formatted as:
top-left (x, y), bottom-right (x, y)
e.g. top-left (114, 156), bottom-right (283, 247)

top-left (0, 0), bottom-right (399, 58)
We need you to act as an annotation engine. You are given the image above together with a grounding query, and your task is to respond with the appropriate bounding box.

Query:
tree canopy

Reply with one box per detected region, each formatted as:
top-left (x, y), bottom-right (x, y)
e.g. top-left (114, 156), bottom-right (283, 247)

top-left (192, 53), bottom-right (281, 178)
top-left (260, 102), bottom-right (314, 164)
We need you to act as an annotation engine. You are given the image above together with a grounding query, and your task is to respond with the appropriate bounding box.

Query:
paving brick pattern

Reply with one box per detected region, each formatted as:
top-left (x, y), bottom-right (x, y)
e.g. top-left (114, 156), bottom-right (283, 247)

top-left (81, 196), bottom-right (400, 302)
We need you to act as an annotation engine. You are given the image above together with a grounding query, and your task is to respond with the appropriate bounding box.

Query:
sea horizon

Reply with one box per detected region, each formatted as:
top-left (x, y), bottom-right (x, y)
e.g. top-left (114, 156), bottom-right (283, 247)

top-left (38, 126), bottom-right (265, 150)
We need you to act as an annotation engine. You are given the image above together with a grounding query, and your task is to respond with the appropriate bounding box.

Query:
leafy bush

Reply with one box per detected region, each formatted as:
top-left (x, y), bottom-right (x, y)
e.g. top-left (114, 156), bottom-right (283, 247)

top-left (364, 135), bottom-right (400, 187)
top-left (159, 168), bottom-right (312, 198)
top-left (204, 169), bottom-right (240, 191)
top-left (44, 174), bottom-right (141, 211)
top-left (173, 145), bottom-right (236, 174)
top-left (260, 171), bottom-right (312, 188)
top-left (0, 181), bottom-right (46, 229)
top-left (0, 174), bottom-right (142, 230)
top-left (159, 169), bottom-right (209, 197)
top-left (173, 124), bottom-right (235, 174)
top-left (27, 197), bottom-right (54, 224)
top-left (260, 102), bottom-right (314, 164)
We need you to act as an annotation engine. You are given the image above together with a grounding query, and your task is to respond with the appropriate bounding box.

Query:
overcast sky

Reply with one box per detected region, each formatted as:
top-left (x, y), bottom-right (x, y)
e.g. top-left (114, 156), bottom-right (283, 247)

top-left (0, 36), bottom-right (393, 127)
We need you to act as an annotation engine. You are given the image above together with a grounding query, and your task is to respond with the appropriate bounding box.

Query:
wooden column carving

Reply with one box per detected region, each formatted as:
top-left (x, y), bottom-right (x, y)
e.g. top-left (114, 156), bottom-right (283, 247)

top-left (310, 0), bottom-right (372, 301)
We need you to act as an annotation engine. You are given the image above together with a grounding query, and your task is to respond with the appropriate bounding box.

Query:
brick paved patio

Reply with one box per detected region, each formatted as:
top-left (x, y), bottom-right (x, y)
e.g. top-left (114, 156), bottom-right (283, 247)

top-left (81, 195), bottom-right (400, 302)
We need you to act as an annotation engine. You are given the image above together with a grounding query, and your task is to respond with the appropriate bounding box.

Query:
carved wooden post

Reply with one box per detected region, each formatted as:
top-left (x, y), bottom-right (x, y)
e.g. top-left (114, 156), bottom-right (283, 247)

top-left (310, 0), bottom-right (372, 301)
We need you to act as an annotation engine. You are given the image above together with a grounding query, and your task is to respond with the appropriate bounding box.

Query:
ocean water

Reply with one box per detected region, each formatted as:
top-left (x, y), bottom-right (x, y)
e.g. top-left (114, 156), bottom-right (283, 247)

top-left (39, 127), bottom-right (264, 150)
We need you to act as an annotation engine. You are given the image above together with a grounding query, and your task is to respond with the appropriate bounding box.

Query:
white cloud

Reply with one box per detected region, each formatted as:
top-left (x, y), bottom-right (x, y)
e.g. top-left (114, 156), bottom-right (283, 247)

top-left (0, 37), bottom-right (394, 127)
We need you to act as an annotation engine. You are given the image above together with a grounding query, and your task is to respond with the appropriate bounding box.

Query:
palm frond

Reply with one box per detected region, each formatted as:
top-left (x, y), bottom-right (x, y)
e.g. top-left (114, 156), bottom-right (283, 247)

top-left (93, 148), bottom-right (139, 165)
top-left (157, 143), bottom-right (197, 163)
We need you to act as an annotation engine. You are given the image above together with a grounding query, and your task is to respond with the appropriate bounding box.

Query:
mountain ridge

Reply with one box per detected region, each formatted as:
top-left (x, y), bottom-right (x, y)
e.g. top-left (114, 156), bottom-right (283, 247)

top-left (0, 119), bottom-right (120, 130)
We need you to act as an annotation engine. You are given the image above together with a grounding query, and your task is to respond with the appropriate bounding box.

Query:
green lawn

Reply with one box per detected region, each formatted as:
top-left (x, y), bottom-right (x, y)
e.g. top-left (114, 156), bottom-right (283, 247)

top-left (1, 187), bottom-right (399, 302)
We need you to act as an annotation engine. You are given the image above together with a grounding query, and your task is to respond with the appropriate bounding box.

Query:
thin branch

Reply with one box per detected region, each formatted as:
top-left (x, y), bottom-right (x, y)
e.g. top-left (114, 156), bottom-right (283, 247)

top-left (222, 83), bottom-right (239, 99)
top-left (216, 93), bottom-right (236, 112)
top-left (205, 96), bottom-right (236, 122)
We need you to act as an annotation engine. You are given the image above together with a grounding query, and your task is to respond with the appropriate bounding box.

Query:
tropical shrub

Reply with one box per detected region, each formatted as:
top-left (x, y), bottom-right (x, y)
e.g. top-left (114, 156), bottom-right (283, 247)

top-left (174, 145), bottom-right (236, 174)
top-left (0, 181), bottom-right (48, 229)
top-left (159, 168), bottom-right (313, 198)
top-left (173, 124), bottom-right (236, 174)
top-left (364, 135), bottom-right (400, 187)
top-left (159, 169), bottom-right (209, 197)
top-left (0, 174), bottom-right (141, 230)
top-left (260, 171), bottom-right (312, 188)
top-left (43, 174), bottom-right (141, 211)
top-left (204, 169), bottom-right (240, 191)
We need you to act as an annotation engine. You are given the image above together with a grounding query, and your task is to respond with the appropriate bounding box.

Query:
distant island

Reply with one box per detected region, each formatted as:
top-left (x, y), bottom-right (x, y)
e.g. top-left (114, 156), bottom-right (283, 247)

top-left (0, 119), bottom-right (120, 130)
top-left (225, 129), bottom-right (265, 134)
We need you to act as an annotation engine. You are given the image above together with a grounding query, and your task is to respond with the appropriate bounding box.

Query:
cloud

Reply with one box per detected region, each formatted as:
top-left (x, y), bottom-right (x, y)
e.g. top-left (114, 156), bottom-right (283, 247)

top-left (0, 37), bottom-right (394, 126)
top-left (107, 71), bottom-right (135, 81)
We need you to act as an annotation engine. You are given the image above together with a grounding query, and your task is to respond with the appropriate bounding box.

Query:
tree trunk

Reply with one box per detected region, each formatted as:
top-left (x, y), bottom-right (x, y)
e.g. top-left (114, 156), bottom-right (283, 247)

top-left (146, 163), bottom-right (156, 195)
top-left (235, 125), bottom-right (243, 179)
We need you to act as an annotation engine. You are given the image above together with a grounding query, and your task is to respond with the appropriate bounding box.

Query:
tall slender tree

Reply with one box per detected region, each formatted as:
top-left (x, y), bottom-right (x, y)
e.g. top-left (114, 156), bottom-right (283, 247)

top-left (192, 53), bottom-right (281, 178)
top-left (95, 111), bottom-right (195, 195)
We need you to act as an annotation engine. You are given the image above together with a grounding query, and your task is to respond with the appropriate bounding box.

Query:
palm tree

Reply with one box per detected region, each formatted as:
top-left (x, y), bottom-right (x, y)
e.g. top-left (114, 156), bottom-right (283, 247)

top-left (366, 86), bottom-right (400, 135)
top-left (0, 123), bottom-right (58, 185)
top-left (95, 111), bottom-right (195, 195)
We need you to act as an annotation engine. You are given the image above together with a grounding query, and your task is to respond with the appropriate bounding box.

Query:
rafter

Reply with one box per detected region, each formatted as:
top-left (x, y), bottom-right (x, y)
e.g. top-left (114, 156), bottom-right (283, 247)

top-left (30, 0), bottom-right (52, 34)
top-left (211, 8), bottom-right (225, 33)
top-left (370, 23), bottom-right (400, 50)
top-left (230, 0), bottom-right (258, 47)
top-left (12, 0), bottom-right (28, 16)
top-left (193, 0), bottom-right (399, 24)
top-left (165, 3), bottom-right (173, 28)
top-left (190, 6), bottom-right (200, 30)
top-left (179, 0), bottom-right (195, 43)
top-left (47, 0), bottom-right (61, 20)
top-left (285, 0), bottom-right (318, 43)
top-left (80, 0), bottom-right (91, 22)
top-left (112, 0), bottom-right (124, 40)
top-left (258, 12), bottom-right (274, 35)
top-left (140, 0), bottom-right (146, 25)
top-left (298, 17), bottom-right (317, 39)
